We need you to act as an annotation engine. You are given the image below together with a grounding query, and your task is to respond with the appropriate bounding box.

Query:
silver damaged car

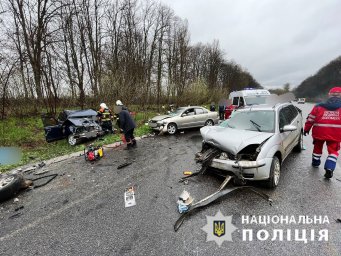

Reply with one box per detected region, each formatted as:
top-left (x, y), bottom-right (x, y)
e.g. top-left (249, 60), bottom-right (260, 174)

top-left (148, 106), bottom-right (219, 134)
top-left (198, 102), bottom-right (303, 188)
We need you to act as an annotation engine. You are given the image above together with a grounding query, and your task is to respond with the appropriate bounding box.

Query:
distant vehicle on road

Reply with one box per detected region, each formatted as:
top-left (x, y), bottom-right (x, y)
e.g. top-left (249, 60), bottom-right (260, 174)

top-left (297, 98), bottom-right (306, 104)
top-left (148, 106), bottom-right (219, 135)
top-left (198, 102), bottom-right (303, 188)
top-left (42, 109), bottom-right (104, 145)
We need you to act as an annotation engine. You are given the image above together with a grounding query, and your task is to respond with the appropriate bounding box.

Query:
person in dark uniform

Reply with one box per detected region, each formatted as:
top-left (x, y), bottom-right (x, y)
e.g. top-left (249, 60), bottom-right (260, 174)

top-left (116, 105), bottom-right (136, 150)
top-left (97, 103), bottom-right (114, 133)
top-left (210, 102), bottom-right (216, 111)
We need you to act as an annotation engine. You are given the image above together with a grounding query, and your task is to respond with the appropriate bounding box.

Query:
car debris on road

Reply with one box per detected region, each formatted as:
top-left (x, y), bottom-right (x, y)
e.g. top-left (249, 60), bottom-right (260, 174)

top-left (124, 185), bottom-right (136, 208)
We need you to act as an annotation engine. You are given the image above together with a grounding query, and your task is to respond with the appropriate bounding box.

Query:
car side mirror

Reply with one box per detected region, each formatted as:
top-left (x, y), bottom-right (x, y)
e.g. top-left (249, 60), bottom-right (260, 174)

top-left (182, 113), bottom-right (187, 117)
top-left (281, 124), bottom-right (297, 132)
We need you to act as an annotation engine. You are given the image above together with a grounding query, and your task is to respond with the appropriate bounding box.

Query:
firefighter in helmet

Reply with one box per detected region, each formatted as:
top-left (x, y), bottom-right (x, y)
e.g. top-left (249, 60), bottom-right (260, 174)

top-left (97, 103), bottom-right (114, 134)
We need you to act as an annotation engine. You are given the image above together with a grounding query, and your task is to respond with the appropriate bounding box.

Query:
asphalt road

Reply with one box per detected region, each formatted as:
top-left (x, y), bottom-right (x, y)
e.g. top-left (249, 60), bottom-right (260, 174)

top-left (0, 103), bottom-right (340, 256)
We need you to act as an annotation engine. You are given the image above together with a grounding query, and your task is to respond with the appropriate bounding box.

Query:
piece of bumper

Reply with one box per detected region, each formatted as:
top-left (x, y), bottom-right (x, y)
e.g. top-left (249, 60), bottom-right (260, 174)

top-left (149, 123), bottom-right (167, 132)
top-left (209, 158), bottom-right (273, 180)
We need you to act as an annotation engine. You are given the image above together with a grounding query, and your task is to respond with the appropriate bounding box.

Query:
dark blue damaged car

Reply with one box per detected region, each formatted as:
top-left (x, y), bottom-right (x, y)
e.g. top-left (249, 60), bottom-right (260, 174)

top-left (41, 109), bottom-right (104, 145)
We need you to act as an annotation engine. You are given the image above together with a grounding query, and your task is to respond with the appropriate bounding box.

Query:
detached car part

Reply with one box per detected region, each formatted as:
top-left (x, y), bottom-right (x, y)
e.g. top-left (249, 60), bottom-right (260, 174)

top-left (174, 175), bottom-right (272, 231)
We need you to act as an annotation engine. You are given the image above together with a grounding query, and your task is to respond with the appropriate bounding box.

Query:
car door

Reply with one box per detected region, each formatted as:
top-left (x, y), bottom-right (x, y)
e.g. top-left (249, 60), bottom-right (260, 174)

top-left (44, 125), bottom-right (65, 142)
top-left (194, 108), bottom-right (207, 127)
top-left (288, 105), bottom-right (302, 148)
top-left (179, 108), bottom-right (196, 128)
top-left (278, 106), bottom-right (296, 157)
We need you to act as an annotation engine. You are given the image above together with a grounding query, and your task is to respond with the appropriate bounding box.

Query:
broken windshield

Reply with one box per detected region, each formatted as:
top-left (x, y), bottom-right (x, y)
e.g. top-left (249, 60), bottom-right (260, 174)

top-left (220, 110), bottom-right (275, 133)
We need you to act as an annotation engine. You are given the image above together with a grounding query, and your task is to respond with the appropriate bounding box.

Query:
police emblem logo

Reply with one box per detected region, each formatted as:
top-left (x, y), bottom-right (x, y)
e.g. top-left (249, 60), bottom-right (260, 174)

top-left (202, 211), bottom-right (238, 247)
top-left (214, 220), bottom-right (225, 237)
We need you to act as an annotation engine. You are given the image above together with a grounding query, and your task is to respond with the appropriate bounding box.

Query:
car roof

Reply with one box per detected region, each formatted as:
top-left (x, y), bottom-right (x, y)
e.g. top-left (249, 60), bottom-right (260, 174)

top-left (235, 102), bottom-right (294, 112)
top-left (178, 106), bottom-right (207, 109)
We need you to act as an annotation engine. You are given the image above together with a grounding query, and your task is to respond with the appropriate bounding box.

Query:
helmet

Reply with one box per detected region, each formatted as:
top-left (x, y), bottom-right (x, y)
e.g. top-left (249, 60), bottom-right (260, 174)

top-left (100, 103), bottom-right (107, 109)
top-left (328, 87), bottom-right (341, 97)
top-left (116, 100), bottom-right (123, 106)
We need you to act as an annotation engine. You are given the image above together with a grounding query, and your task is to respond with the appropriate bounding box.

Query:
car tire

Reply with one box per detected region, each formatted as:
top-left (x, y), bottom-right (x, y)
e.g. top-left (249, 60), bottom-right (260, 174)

top-left (0, 174), bottom-right (24, 202)
top-left (293, 131), bottom-right (303, 152)
top-left (265, 156), bottom-right (281, 189)
top-left (68, 134), bottom-right (78, 146)
top-left (167, 123), bottom-right (177, 135)
top-left (204, 119), bottom-right (214, 126)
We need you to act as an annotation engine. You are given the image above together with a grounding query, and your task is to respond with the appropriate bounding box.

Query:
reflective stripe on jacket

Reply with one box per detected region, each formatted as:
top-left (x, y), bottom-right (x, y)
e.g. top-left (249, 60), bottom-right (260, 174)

top-left (304, 105), bottom-right (341, 141)
top-left (98, 108), bottom-right (112, 122)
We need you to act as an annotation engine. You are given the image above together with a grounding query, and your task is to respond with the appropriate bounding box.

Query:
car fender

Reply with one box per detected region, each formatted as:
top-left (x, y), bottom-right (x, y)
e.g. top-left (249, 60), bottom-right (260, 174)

top-left (263, 144), bottom-right (284, 162)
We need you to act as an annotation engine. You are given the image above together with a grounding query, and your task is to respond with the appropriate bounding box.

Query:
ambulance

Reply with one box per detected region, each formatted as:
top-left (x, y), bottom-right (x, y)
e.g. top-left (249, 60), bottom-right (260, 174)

top-left (225, 88), bottom-right (271, 119)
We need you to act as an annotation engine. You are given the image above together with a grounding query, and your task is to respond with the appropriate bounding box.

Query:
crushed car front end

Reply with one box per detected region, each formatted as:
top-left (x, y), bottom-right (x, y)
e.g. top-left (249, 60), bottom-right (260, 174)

top-left (197, 138), bottom-right (274, 181)
top-left (148, 115), bottom-right (172, 132)
top-left (198, 108), bottom-right (277, 181)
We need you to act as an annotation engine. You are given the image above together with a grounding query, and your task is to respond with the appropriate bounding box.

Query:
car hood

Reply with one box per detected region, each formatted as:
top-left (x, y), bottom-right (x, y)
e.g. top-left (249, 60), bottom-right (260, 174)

top-left (151, 115), bottom-right (172, 121)
top-left (200, 126), bottom-right (273, 155)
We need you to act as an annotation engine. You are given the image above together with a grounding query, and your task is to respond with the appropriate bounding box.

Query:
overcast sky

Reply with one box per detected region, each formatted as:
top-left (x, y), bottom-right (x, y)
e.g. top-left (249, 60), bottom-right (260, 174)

top-left (160, 0), bottom-right (341, 89)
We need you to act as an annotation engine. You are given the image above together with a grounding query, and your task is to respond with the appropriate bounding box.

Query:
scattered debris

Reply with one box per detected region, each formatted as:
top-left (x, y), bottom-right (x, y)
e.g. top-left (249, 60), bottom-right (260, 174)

top-left (37, 162), bottom-right (46, 168)
top-left (9, 212), bottom-right (22, 219)
top-left (174, 175), bottom-right (272, 231)
top-left (117, 162), bottom-right (132, 169)
top-left (34, 169), bottom-right (50, 175)
top-left (14, 206), bottom-right (24, 211)
top-left (177, 190), bottom-right (193, 213)
top-left (124, 186), bottom-right (136, 208)
top-left (31, 174), bottom-right (58, 189)
top-left (13, 198), bottom-right (19, 203)
top-left (23, 166), bottom-right (36, 173)
top-left (180, 131), bottom-right (184, 134)
top-left (183, 171), bottom-right (192, 176)
top-left (183, 180), bottom-right (189, 185)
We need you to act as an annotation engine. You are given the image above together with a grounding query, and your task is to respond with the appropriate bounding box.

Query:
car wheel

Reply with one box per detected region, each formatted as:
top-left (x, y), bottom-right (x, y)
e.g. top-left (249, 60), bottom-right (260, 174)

top-left (0, 174), bottom-right (24, 202)
top-left (265, 156), bottom-right (281, 189)
top-left (167, 123), bottom-right (177, 135)
top-left (68, 134), bottom-right (78, 146)
top-left (293, 131), bottom-right (303, 152)
top-left (204, 119), bottom-right (214, 126)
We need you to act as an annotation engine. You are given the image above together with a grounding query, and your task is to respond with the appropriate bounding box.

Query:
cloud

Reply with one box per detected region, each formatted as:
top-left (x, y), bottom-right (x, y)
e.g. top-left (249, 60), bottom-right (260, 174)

top-left (160, 0), bottom-right (341, 88)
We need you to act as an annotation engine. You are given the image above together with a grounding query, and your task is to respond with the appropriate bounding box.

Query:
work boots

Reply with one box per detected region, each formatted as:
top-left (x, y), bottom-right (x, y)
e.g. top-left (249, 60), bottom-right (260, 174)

top-left (324, 169), bottom-right (333, 179)
top-left (124, 143), bottom-right (133, 150)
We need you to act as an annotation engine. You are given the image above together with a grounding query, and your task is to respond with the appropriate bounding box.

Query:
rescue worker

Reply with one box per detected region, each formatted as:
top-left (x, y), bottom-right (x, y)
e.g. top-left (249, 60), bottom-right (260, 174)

top-left (97, 103), bottom-right (114, 134)
top-left (304, 87), bottom-right (341, 178)
top-left (210, 102), bottom-right (216, 112)
top-left (218, 103), bottom-right (225, 120)
top-left (116, 105), bottom-right (136, 150)
top-left (225, 104), bottom-right (235, 119)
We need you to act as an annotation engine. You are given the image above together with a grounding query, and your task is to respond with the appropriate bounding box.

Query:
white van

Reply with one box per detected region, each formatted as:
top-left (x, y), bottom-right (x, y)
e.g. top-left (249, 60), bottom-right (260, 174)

top-left (229, 89), bottom-right (271, 107)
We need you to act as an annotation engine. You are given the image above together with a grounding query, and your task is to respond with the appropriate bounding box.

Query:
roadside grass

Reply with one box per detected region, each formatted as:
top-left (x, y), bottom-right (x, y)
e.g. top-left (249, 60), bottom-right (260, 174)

top-left (0, 111), bottom-right (156, 173)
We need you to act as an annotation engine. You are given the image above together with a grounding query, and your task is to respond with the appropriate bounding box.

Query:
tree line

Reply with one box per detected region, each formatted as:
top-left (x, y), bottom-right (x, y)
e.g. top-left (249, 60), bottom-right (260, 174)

top-left (294, 56), bottom-right (341, 101)
top-left (0, 0), bottom-right (260, 118)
